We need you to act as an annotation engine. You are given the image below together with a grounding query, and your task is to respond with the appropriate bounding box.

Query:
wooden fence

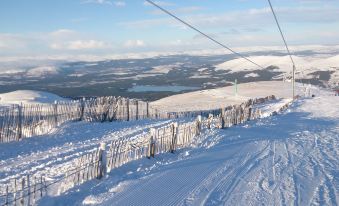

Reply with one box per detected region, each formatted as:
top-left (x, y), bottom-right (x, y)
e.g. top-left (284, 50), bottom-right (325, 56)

top-left (0, 97), bottom-right (165, 143)
top-left (0, 95), bottom-right (276, 143)
top-left (0, 95), bottom-right (291, 206)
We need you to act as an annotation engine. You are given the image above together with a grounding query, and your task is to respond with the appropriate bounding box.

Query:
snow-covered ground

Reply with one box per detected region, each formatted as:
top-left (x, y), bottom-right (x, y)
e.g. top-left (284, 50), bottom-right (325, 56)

top-left (0, 82), bottom-right (337, 206)
top-left (36, 92), bottom-right (338, 206)
top-left (151, 81), bottom-right (333, 112)
top-left (0, 119), bottom-right (175, 181)
top-left (0, 90), bottom-right (68, 105)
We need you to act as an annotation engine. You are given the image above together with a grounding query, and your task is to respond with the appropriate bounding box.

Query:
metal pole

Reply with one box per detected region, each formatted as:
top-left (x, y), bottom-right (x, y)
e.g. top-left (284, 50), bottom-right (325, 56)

top-left (234, 79), bottom-right (238, 96)
top-left (293, 64), bottom-right (296, 99)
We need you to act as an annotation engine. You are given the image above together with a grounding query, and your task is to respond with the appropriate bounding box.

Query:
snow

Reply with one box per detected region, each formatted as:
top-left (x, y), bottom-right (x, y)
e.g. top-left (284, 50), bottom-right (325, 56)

top-left (214, 55), bottom-right (339, 85)
top-left (215, 55), bottom-right (339, 73)
top-left (0, 82), bottom-right (338, 206)
top-left (151, 81), bottom-right (327, 112)
top-left (0, 119), bottom-right (174, 186)
top-left (297, 96), bottom-right (339, 119)
top-left (148, 64), bottom-right (179, 74)
top-left (36, 92), bottom-right (338, 205)
top-left (26, 66), bottom-right (60, 77)
top-left (244, 72), bottom-right (260, 78)
top-left (0, 90), bottom-right (68, 105)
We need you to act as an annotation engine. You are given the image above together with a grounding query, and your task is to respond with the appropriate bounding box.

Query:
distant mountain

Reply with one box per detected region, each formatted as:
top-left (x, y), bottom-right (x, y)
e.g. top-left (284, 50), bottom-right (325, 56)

top-left (0, 46), bottom-right (338, 101)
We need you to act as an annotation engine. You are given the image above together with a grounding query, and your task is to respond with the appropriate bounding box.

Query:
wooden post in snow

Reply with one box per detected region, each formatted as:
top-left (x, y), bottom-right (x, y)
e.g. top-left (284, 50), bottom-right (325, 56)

top-left (20, 177), bottom-right (25, 206)
top-left (79, 98), bottom-right (85, 121)
top-left (196, 115), bottom-right (202, 136)
top-left (27, 174), bottom-right (31, 205)
top-left (40, 175), bottom-right (43, 198)
top-left (97, 143), bottom-right (107, 179)
top-left (207, 114), bottom-right (213, 129)
top-left (13, 179), bottom-right (17, 205)
top-left (17, 104), bottom-right (22, 141)
top-left (220, 108), bottom-right (225, 129)
top-left (53, 102), bottom-right (58, 126)
top-left (5, 185), bottom-right (8, 206)
top-left (126, 99), bottom-right (130, 121)
top-left (146, 102), bottom-right (149, 118)
top-left (170, 122), bottom-right (178, 153)
top-left (135, 100), bottom-right (139, 121)
top-left (147, 128), bottom-right (156, 158)
top-left (248, 107), bottom-right (252, 121)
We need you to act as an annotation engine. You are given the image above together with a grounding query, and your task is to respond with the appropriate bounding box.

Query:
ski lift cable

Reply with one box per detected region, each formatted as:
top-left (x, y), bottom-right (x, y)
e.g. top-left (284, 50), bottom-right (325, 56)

top-left (267, 0), bottom-right (295, 67)
top-left (145, 0), bottom-right (265, 70)
top-left (267, 0), bottom-right (296, 97)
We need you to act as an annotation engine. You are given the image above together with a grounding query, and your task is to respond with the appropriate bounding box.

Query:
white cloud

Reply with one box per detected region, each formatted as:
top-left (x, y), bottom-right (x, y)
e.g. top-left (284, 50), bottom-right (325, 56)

top-left (143, 1), bottom-right (174, 7)
top-left (49, 29), bottom-right (76, 38)
top-left (0, 33), bottom-right (30, 50)
top-left (124, 40), bottom-right (146, 48)
top-left (82, 0), bottom-right (112, 5)
top-left (51, 40), bottom-right (106, 50)
top-left (122, 6), bottom-right (339, 29)
top-left (82, 0), bottom-right (126, 6)
top-left (68, 40), bottom-right (105, 50)
top-left (114, 1), bottom-right (126, 7)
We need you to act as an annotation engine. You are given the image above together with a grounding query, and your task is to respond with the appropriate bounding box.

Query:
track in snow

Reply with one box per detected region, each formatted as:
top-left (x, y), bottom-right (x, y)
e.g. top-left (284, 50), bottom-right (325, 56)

top-left (44, 96), bottom-right (338, 206)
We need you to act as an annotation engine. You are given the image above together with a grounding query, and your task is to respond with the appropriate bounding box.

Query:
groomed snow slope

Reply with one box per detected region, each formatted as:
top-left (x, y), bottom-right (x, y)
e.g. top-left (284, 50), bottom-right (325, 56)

top-left (151, 81), bottom-right (331, 112)
top-left (37, 93), bottom-right (338, 206)
top-left (0, 90), bottom-right (67, 105)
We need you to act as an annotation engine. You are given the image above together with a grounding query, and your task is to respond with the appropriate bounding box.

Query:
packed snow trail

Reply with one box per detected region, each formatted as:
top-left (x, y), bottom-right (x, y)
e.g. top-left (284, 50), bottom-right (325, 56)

top-left (0, 119), bottom-right (174, 185)
top-left (41, 95), bottom-right (338, 206)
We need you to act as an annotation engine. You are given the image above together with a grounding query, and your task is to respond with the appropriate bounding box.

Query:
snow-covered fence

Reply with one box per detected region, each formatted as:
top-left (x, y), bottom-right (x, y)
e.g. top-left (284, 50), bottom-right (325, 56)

top-left (0, 95), bottom-right (289, 205)
top-left (0, 95), bottom-right (276, 143)
top-left (0, 97), bottom-right (164, 143)
top-left (0, 174), bottom-right (47, 206)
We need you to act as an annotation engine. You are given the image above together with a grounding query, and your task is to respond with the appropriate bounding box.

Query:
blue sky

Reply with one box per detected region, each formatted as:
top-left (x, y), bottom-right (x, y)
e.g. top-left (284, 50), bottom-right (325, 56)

top-left (1, 0), bottom-right (339, 58)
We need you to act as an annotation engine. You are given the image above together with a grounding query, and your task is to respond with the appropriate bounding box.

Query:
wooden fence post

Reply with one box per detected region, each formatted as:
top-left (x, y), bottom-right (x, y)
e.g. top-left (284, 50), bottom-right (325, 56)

top-left (97, 143), bottom-right (107, 179)
top-left (146, 102), bottom-right (149, 118)
top-left (5, 185), bottom-right (8, 206)
top-left (40, 175), bottom-right (43, 198)
top-left (147, 128), bottom-right (156, 158)
top-left (27, 174), bottom-right (31, 205)
top-left (53, 103), bottom-right (58, 126)
top-left (17, 104), bottom-right (22, 141)
top-left (196, 115), bottom-right (202, 136)
top-left (135, 100), bottom-right (139, 120)
top-left (20, 177), bottom-right (25, 206)
top-left (13, 179), bottom-right (17, 205)
top-left (126, 99), bottom-right (130, 121)
top-left (220, 108), bottom-right (225, 129)
top-left (207, 114), bottom-right (213, 129)
top-left (170, 123), bottom-right (178, 153)
top-left (79, 98), bottom-right (85, 121)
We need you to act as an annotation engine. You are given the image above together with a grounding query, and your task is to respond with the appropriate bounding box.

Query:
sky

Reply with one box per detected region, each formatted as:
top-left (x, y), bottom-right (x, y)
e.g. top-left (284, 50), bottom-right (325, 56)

top-left (1, 0), bottom-right (339, 60)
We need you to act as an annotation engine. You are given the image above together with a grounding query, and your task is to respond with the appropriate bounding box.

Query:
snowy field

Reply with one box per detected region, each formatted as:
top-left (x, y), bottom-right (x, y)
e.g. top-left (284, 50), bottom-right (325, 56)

top-left (0, 82), bottom-right (338, 205)
top-left (151, 81), bottom-right (332, 112)
top-left (40, 94), bottom-right (338, 206)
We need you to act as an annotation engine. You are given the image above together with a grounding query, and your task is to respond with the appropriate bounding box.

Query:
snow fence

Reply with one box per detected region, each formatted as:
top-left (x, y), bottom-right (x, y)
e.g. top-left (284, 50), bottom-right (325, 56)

top-left (0, 95), bottom-right (293, 206)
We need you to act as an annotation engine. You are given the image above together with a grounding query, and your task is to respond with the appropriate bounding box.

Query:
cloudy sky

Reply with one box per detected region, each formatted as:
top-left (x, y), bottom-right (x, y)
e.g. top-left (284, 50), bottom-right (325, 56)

top-left (1, 0), bottom-right (339, 59)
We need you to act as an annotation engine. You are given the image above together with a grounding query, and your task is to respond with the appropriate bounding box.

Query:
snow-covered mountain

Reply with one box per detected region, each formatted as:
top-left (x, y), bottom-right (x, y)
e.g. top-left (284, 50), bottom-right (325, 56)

top-left (215, 55), bottom-right (339, 87)
top-left (0, 90), bottom-right (67, 105)
top-left (0, 45), bottom-right (338, 100)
